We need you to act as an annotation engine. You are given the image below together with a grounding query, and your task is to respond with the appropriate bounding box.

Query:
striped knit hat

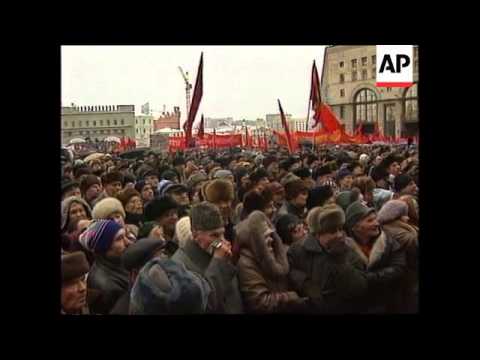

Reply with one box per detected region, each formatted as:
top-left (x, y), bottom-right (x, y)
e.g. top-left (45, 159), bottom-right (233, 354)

top-left (79, 219), bottom-right (123, 254)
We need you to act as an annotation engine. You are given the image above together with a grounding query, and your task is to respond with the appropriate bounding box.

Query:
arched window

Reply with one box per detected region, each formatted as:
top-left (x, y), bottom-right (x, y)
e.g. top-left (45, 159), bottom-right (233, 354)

top-left (404, 83), bottom-right (418, 122)
top-left (354, 88), bottom-right (377, 126)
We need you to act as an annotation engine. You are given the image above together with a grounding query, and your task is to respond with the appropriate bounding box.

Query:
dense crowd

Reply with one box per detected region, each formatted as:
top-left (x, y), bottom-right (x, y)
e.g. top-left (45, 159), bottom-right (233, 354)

top-left (60, 142), bottom-right (419, 314)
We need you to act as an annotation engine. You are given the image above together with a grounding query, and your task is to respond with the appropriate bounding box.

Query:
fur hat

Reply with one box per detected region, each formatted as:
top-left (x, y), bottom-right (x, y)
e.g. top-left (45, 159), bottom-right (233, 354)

top-left (203, 179), bottom-right (235, 204)
top-left (373, 188), bottom-right (394, 211)
top-left (213, 169), bottom-right (234, 180)
top-left (275, 214), bottom-right (302, 245)
top-left (116, 188), bottom-right (141, 208)
top-left (263, 155), bottom-right (278, 169)
top-left (61, 196), bottom-right (92, 232)
top-left (313, 165), bottom-right (332, 180)
top-left (92, 197), bottom-right (126, 220)
top-left (61, 179), bottom-right (80, 197)
top-left (101, 171), bottom-right (124, 186)
top-left (175, 216), bottom-right (192, 248)
top-left (359, 154), bottom-right (370, 164)
top-left (249, 168), bottom-right (269, 184)
top-left (121, 237), bottom-right (166, 271)
top-left (336, 189), bottom-right (361, 212)
top-left (161, 170), bottom-right (178, 181)
top-left (284, 179), bottom-right (308, 201)
top-left (293, 167), bottom-right (312, 179)
top-left (190, 201), bottom-right (224, 232)
top-left (345, 201), bottom-right (376, 233)
top-left (78, 219), bottom-right (123, 254)
top-left (307, 204), bottom-right (345, 235)
top-left (242, 189), bottom-right (273, 217)
top-left (307, 185), bottom-right (334, 210)
top-left (173, 157), bottom-right (186, 167)
top-left (377, 200), bottom-right (408, 225)
top-left (144, 195), bottom-right (179, 222)
top-left (143, 169), bottom-right (159, 179)
top-left (80, 174), bottom-right (101, 194)
top-left (186, 172), bottom-right (208, 190)
top-left (280, 172), bottom-right (301, 187)
top-left (130, 258), bottom-right (211, 314)
top-left (394, 174), bottom-right (413, 193)
top-left (380, 153), bottom-right (403, 172)
top-left (370, 166), bottom-right (389, 183)
top-left (62, 251), bottom-right (90, 283)
top-left (163, 183), bottom-right (188, 196)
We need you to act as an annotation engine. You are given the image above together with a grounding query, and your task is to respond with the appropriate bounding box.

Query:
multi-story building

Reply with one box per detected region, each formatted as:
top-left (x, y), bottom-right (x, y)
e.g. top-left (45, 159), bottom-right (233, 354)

top-left (61, 104), bottom-right (135, 146)
top-left (205, 117), bottom-right (233, 129)
top-left (135, 115), bottom-right (154, 147)
top-left (289, 118), bottom-right (307, 132)
top-left (153, 107), bottom-right (181, 131)
top-left (266, 113), bottom-right (292, 131)
top-left (321, 45), bottom-right (419, 137)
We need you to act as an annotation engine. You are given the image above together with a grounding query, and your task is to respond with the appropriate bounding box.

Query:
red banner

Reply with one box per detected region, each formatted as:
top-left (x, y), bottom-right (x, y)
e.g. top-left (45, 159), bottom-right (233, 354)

top-left (168, 133), bottom-right (242, 151)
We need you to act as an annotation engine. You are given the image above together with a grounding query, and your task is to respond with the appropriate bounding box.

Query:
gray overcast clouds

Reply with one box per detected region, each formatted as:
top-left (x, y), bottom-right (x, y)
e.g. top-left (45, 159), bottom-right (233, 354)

top-left (61, 45), bottom-right (326, 123)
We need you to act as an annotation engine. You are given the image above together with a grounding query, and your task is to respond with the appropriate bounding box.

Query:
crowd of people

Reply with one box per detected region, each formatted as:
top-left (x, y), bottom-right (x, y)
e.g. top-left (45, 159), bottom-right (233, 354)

top-left (60, 142), bottom-right (419, 314)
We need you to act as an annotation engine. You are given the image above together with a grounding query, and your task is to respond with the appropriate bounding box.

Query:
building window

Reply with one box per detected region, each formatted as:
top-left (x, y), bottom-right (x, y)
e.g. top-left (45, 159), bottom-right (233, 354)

top-left (352, 71), bottom-right (358, 81)
top-left (387, 87), bottom-right (392, 92)
top-left (86, 121), bottom-right (89, 126)
top-left (354, 88), bottom-right (378, 125)
top-left (339, 61), bottom-right (344, 68)
top-left (136, 129), bottom-right (139, 134)
top-left (362, 69), bottom-right (368, 80)
top-left (136, 119), bottom-right (138, 125)
top-left (143, 129), bottom-right (146, 134)
top-left (114, 119), bottom-right (118, 126)
top-left (404, 83), bottom-right (418, 122)
top-left (362, 57), bottom-right (367, 66)
top-left (340, 89), bottom-right (345, 97)
top-left (64, 121), bottom-right (67, 127)
top-left (340, 106), bottom-right (345, 119)
top-left (71, 121), bottom-right (75, 128)
top-left (121, 119), bottom-right (124, 125)
top-left (351, 59), bottom-right (357, 68)
top-left (372, 55), bottom-right (376, 65)
top-left (121, 129), bottom-right (125, 134)
top-left (100, 130), bottom-right (104, 134)
top-left (143, 119), bottom-right (145, 125)
top-left (100, 120), bottom-right (104, 126)
top-left (149, 119), bottom-right (151, 125)
top-left (339, 74), bottom-right (345, 83)
top-left (93, 121), bottom-right (96, 127)
top-left (372, 67), bottom-right (376, 79)
top-left (107, 119), bottom-right (110, 126)
top-left (79, 121), bottom-right (82, 127)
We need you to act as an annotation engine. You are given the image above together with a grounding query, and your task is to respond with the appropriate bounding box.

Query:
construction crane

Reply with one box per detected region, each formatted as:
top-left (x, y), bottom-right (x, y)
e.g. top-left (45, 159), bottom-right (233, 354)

top-left (178, 66), bottom-right (193, 120)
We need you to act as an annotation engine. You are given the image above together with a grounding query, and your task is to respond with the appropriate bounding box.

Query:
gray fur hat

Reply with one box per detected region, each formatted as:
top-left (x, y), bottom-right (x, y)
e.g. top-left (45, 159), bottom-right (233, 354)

top-left (307, 204), bottom-right (345, 235)
top-left (190, 201), bottom-right (224, 232)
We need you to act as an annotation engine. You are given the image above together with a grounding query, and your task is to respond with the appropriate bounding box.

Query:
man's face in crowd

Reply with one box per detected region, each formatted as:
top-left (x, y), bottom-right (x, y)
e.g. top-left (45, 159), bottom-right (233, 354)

top-left (263, 200), bottom-right (276, 220)
top-left (374, 156), bottom-right (383, 166)
top-left (291, 223), bottom-right (307, 244)
top-left (402, 181), bottom-right (418, 196)
top-left (158, 209), bottom-right (179, 232)
top-left (353, 213), bottom-right (380, 241)
top-left (64, 186), bottom-right (81, 200)
top-left (105, 181), bottom-right (123, 197)
top-left (340, 175), bottom-right (354, 190)
top-left (63, 165), bottom-right (74, 180)
top-left (256, 177), bottom-right (270, 192)
top-left (69, 202), bottom-right (88, 226)
top-left (106, 229), bottom-right (130, 259)
top-left (194, 227), bottom-right (225, 252)
top-left (352, 166), bottom-right (364, 177)
top-left (141, 185), bottom-right (154, 202)
top-left (61, 275), bottom-right (87, 313)
top-left (145, 175), bottom-right (159, 189)
top-left (267, 163), bottom-right (279, 178)
top-left (289, 162), bottom-right (302, 173)
top-left (215, 200), bottom-right (232, 220)
top-left (304, 177), bottom-right (316, 190)
top-left (291, 191), bottom-right (308, 208)
top-left (317, 226), bottom-right (345, 255)
top-left (388, 162), bottom-right (401, 176)
top-left (171, 191), bottom-right (190, 206)
top-left (148, 154), bottom-right (156, 163)
top-left (85, 183), bottom-right (102, 202)
top-left (125, 196), bottom-right (143, 215)
top-left (240, 175), bottom-right (250, 189)
top-left (376, 178), bottom-right (389, 190)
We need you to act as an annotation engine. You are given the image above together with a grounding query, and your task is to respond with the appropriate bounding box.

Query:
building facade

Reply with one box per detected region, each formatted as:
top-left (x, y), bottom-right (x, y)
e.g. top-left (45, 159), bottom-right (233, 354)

top-left (61, 105), bottom-right (135, 146)
top-left (153, 107), bottom-right (181, 131)
top-left (205, 117), bottom-right (233, 129)
top-left (266, 113), bottom-right (292, 131)
top-left (135, 115), bottom-right (154, 147)
top-left (321, 45), bottom-right (419, 137)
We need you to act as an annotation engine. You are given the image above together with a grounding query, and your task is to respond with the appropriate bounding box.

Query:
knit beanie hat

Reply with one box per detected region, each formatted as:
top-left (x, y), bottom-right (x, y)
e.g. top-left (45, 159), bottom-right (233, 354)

top-left (284, 179), bottom-right (308, 201)
top-left (377, 200), bottom-right (408, 225)
top-left (345, 201), bottom-right (376, 234)
top-left (80, 174), bottom-right (101, 194)
top-left (394, 174), bottom-right (413, 193)
top-left (275, 214), bottom-right (302, 245)
top-left (190, 202), bottom-right (224, 232)
top-left (129, 258), bottom-right (211, 314)
top-left (307, 204), bottom-right (345, 235)
top-left (307, 185), bottom-right (334, 210)
top-left (144, 196), bottom-right (179, 222)
top-left (116, 188), bottom-right (141, 209)
top-left (175, 216), bottom-right (192, 248)
top-left (78, 219), bottom-right (123, 254)
top-left (92, 197), bottom-right (126, 220)
top-left (62, 251), bottom-right (90, 283)
top-left (121, 237), bottom-right (166, 271)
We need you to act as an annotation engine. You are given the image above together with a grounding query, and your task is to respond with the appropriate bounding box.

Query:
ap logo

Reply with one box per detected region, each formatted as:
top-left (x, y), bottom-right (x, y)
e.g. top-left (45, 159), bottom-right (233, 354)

top-left (376, 45), bottom-right (414, 87)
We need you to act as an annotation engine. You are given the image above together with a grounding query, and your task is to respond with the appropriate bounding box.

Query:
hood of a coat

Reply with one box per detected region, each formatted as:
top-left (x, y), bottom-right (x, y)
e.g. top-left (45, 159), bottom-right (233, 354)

top-left (61, 196), bottom-right (92, 232)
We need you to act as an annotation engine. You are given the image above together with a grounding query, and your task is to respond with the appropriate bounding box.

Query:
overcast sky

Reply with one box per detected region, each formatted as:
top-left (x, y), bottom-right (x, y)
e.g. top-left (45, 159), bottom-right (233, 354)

top-left (61, 45), bottom-right (326, 123)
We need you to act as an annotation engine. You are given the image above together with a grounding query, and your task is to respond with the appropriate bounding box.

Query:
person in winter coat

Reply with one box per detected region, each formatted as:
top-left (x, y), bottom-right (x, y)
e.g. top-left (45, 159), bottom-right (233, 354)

top-left (377, 200), bottom-right (418, 313)
top-left (134, 181), bottom-right (155, 205)
top-left (398, 195), bottom-right (419, 230)
top-left (239, 188), bottom-right (276, 222)
top-left (352, 176), bottom-right (376, 208)
top-left (61, 251), bottom-right (91, 315)
top-left (80, 174), bottom-right (103, 208)
top-left (275, 214), bottom-right (307, 249)
top-left (79, 219), bottom-right (131, 314)
top-left (393, 174), bottom-right (418, 198)
top-left (92, 197), bottom-right (137, 240)
top-left (116, 188), bottom-right (144, 229)
top-left (61, 179), bottom-right (81, 201)
top-left (93, 171), bottom-right (125, 206)
top-left (287, 204), bottom-right (368, 313)
top-left (249, 168), bottom-right (270, 192)
top-left (307, 185), bottom-right (335, 211)
top-left (171, 202), bottom-right (244, 314)
top-left (236, 211), bottom-right (307, 313)
top-left (267, 181), bottom-right (285, 213)
top-left (336, 168), bottom-right (354, 192)
top-left (61, 196), bottom-right (92, 236)
top-left (276, 179), bottom-right (309, 222)
top-left (344, 201), bottom-right (407, 313)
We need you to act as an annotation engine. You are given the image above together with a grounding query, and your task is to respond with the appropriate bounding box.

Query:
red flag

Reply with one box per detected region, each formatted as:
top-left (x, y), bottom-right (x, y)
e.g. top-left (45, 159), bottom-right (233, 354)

top-left (278, 99), bottom-right (294, 153)
top-left (309, 60), bottom-right (322, 129)
top-left (313, 103), bottom-right (342, 133)
top-left (197, 114), bottom-right (205, 139)
top-left (213, 128), bottom-right (216, 149)
top-left (184, 53), bottom-right (203, 148)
